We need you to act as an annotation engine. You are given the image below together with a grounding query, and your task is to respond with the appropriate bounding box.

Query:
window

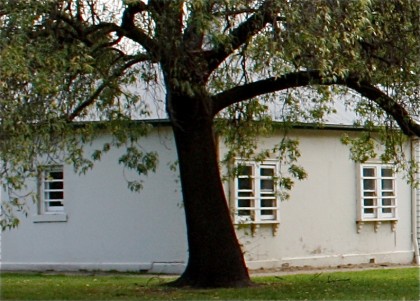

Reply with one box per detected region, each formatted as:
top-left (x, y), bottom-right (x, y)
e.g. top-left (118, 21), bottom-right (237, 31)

top-left (233, 160), bottom-right (280, 224)
top-left (33, 165), bottom-right (67, 222)
top-left (358, 164), bottom-right (397, 221)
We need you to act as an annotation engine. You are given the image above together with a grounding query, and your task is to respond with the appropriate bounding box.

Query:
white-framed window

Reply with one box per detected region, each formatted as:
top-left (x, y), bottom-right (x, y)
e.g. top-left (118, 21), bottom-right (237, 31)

top-left (233, 160), bottom-right (280, 224)
top-left (357, 163), bottom-right (397, 221)
top-left (39, 165), bottom-right (65, 214)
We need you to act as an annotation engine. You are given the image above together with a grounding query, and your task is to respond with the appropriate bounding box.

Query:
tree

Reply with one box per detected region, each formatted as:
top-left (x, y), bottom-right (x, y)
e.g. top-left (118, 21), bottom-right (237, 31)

top-left (1, 0), bottom-right (419, 288)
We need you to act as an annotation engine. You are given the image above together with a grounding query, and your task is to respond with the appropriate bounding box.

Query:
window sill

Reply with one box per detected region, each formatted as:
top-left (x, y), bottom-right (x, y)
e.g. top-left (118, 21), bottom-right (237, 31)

top-left (356, 220), bottom-right (397, 233)
top-left (33, 214), bottom-right (68, 223)
top-left (358, 217), bottom-right (398, 221)
top-left (235, 221), bottom-right (279, 236)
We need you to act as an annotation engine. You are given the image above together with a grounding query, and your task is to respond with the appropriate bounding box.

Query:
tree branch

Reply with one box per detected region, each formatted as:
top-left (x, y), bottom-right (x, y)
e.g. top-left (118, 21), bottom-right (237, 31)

top-left (204, 0), bottom-right (277, 73)
top-left (211, 70), bottom-right (420, 137)
top-left (54, 12), bottom-right (121, 49)
top-left (120, 2), bottom-right (158, 55)
top-left (183, 1), bottom-right (216, 52)
top-left (211, 71), bottom-right (320, 115)
top-left (67, 55), bottom-right (148, 121)
top-left (345, 78), bottom-right (420, 137)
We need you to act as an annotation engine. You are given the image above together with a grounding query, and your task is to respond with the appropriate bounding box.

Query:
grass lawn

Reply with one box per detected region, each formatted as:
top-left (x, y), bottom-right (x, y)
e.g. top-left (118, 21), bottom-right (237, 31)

top-left (1, 267), bottom-right (418, 300)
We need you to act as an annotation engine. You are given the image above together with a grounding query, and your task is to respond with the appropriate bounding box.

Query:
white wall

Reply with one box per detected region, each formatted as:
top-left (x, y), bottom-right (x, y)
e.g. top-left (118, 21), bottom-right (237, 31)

top-left (221, 128), bottom-right (415, 269)
top-left (1, 126), bottom-right (188, 274)
top-left (1, 125), bottom-right (415, 273)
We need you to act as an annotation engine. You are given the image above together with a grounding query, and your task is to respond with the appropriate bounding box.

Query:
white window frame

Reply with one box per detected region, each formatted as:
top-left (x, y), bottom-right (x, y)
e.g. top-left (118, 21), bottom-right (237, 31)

top-left (233, 160), bottom-right (280, 224)
top-left (33, 165), bottom-right (67, 222)
top-left (357, 163), bottom-right (398, 221)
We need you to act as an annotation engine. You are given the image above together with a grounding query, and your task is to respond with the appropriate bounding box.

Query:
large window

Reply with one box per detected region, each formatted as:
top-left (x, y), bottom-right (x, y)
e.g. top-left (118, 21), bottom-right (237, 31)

top-left (39, 165), bottom-right (65, 214)
top-left (358, 164), bottom-right (397, 221)
top-left (233, 160), bottom-right (280, 224)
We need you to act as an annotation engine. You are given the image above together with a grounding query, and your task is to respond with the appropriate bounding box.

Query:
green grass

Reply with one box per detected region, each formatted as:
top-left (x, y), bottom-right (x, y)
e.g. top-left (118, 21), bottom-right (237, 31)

top-left (1, 267), bottom-right (419, 300)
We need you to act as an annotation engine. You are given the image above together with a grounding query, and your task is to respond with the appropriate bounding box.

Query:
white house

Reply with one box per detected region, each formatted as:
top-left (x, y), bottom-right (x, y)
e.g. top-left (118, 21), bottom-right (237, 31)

top-left (1, 119), bottom-right (419, 274)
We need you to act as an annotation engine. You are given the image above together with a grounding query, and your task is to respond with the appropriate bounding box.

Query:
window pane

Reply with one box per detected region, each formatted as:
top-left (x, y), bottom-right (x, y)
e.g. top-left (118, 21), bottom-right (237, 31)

top-left (260, 179), bottom-right (274, 191)
top-left (261, 209), bottom-right (274, 216)
top-left (238, 165), bottom-right (252, 176)
top-left (260, 168), bottom-right (274, 177)
top-left (47, 171), bottom-right (63, 180)
top-left (238, 199), bottom-right (251, 208)
top-left (382, 179), bottom-right (393, 190)
top-left (47, 181), bottom-right (64, 190)
top-left (364, 199), bottom-right (374, 206)
top-left (381, 168), bottom-right (393, 177)
top-left (238, 210), bottom-right (251, 216)
top-left (382, 191), bottom-right (394, 197)
top-left (49, 201), bottom-right (63, 207)
top-left (364, 208), bottom-right (374, 214)
top-left (261, 199), bottom-right (275, 207)
top-left (363, 179), bottom-right (375, 190)
top-left (47, 191), bottom-right (63, 200)
top-left (238, 178), bottom-right (252, 190)
top-left (382, 198), bottom-right (394, 206)
top-left (382, 208), bottom-right (392, 214)
top-left (363, 191), bottom-right (376, 197)
top-left (363, 168), bottom-right (375, 177)
top-left (238, 192), bottom-right (253, 197)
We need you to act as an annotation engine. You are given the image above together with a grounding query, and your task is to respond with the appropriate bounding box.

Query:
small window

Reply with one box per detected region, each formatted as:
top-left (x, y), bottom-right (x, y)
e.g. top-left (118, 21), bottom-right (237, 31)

top-left (233, 160), bottom-right (279, 224)
top-left (358, 164), bottom-right (397, 221)
top-left (43, 166), bottom-right (64, 213)
top-left (35, 165), bottom-right (67, 221)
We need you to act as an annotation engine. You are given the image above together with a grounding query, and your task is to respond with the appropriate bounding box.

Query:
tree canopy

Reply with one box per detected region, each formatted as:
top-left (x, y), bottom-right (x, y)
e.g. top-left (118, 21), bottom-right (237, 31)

top-left (1, 0), bottom-right (420, 287)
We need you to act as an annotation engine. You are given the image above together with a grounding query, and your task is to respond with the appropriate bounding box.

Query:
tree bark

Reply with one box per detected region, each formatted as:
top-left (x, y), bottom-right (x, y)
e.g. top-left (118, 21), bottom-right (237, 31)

top-left (167, 94), bottom-right (251, 288)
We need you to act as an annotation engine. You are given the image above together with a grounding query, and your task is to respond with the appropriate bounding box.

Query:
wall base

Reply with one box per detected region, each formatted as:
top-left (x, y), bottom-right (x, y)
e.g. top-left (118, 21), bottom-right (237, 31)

top-left (0, 262), bottom-right (186, 274)
top-left (246, 250), bottom-right (415, 271)
top-left (1, 251), bottom-right (414, 274)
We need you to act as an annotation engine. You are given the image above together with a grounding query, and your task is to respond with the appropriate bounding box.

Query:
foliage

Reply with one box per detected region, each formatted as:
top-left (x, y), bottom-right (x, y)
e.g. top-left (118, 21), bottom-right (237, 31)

top-left (1, 0), bottom-right (420, 286)
top-left (0, 1), bottom-right (156, 228)
top-left (1, 268), bottom-right (418, 300)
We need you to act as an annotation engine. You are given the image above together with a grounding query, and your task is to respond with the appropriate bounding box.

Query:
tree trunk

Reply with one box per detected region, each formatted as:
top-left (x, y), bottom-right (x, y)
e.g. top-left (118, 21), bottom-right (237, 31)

top-left (167, 95), bottom-right (251, 288)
